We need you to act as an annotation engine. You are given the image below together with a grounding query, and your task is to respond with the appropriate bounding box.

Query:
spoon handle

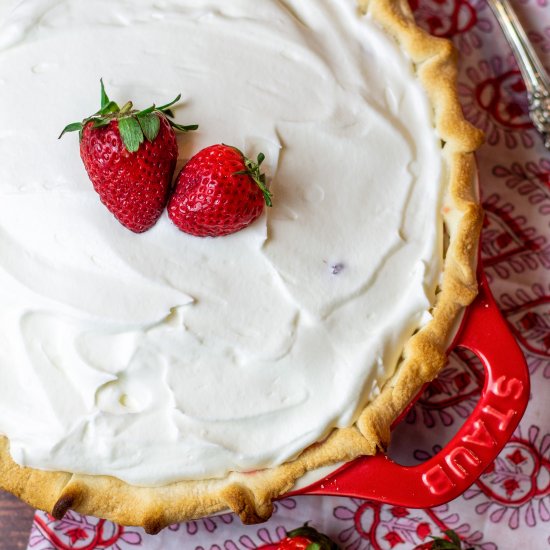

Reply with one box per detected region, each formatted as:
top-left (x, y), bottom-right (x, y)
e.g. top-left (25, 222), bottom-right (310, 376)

top-left (488, 0), bottom-right (550, 149)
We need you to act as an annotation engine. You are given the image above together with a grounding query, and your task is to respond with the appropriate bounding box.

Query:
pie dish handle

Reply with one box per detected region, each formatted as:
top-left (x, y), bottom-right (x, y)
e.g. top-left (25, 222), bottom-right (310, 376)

top-left (294, 270), bottom-right (530, 507)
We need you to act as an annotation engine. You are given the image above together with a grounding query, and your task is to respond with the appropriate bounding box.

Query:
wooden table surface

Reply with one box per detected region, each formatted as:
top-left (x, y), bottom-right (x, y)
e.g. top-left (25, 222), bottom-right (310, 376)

top-left (0, 491), bottom-right (35, 549)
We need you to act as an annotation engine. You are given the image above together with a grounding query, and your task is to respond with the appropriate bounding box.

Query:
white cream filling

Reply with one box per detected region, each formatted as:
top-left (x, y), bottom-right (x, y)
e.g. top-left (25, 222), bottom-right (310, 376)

top-left (0, 0), bottom-right (443, 484)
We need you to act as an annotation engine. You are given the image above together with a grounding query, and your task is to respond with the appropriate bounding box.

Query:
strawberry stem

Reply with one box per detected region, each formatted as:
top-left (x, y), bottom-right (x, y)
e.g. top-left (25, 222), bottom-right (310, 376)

top-left (59, 80), bottom-right (198, 153)
top-left (119, 101), bottom-right (133, 114)
top-left (228, 146), bottom-right (273, 207)
top-left (430, 529), bottom-right (475, 550)
top-left (244, 154), bottom-right (272, 207)
top-left (286, 524), bottom-right (339, 550)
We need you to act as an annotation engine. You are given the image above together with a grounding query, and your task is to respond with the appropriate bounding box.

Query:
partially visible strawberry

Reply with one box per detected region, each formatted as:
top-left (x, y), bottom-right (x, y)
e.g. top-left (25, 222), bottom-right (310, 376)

top-left (414, 543), bottom-right (437, 550)
top-left (413, 529), bottom-right (476, 550)
top-left (257, 524), bottom-right (339, 550)
top-left (168, 144), bottom-right (272, 237)
top-left (59, 80), bottom-right (198, 233)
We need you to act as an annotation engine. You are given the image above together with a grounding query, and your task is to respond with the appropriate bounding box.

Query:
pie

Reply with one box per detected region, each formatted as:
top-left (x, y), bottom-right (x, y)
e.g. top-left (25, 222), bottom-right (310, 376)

top-left (0, 0), bottom-right (483, 533)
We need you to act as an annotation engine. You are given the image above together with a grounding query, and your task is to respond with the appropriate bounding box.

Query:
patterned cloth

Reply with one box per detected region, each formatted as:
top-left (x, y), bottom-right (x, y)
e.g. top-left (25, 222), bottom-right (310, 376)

top-left (27, 1), bottom-right (550, 548)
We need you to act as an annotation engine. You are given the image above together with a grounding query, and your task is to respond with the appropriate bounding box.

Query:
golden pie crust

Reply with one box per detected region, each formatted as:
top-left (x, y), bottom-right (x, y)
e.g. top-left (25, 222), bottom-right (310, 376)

top-left (0, 0), bottom-right (484, 534)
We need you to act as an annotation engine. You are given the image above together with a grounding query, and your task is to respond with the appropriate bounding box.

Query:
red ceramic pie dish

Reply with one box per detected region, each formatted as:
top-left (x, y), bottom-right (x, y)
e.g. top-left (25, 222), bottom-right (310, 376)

top-left (290, 264), bottom-right (530, 507)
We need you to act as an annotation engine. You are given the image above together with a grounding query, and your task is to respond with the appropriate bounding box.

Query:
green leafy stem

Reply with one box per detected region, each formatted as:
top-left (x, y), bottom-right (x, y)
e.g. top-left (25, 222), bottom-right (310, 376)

top-left (229, 146), bottom-right (273, 207)
top-left (430, 529), bottom-right (476, 550)
top-left (59, 79), bottom-right (198, 152)
top-left (285, 523), bottom-right (340, 550)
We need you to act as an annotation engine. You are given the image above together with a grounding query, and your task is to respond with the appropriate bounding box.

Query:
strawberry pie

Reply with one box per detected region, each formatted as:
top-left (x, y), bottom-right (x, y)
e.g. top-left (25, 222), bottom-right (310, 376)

top-left (0, 0), bottom-right (482, 532)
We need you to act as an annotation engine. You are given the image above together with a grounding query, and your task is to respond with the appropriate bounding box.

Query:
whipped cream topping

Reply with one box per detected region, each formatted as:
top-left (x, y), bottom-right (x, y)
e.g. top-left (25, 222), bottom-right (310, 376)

top-left (0, 0), bottom-right (443, 484)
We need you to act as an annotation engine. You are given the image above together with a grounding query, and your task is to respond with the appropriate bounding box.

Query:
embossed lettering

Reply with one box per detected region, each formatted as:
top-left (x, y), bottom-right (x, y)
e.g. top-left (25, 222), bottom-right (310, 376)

top-left (463, 419), bottom-right (496, 449)
top-left (422, 464), bottom-right (454, 495)
top-left (482, 405), bottom-right (516, 431)
top-left (445, 447), bottom-right (481, 479)
top-left (491, 376), bottom-right (523, 400)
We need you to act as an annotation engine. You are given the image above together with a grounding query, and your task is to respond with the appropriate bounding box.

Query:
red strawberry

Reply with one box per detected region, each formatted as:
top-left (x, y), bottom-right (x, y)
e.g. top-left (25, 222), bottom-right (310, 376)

top-left (257, 524), bottom-right (339, 550)
top-left (277, 535), bottom-right (322, 550)
top-left (60, 80), bottom-right (198, 233)
top-left (413, 529), bottom-right (474, 550)
top-left (168, 144), bottom-right (272, 237)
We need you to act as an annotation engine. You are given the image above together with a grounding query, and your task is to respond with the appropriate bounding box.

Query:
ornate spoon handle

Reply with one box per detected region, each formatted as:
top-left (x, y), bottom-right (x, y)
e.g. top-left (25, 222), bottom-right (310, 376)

top-left (488, 0), bottom-right (550, 150)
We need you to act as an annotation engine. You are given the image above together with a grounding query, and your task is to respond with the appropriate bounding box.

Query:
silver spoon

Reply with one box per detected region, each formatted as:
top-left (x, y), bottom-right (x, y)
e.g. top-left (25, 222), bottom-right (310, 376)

top-left (487, 0), bottom-right (550, 150)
